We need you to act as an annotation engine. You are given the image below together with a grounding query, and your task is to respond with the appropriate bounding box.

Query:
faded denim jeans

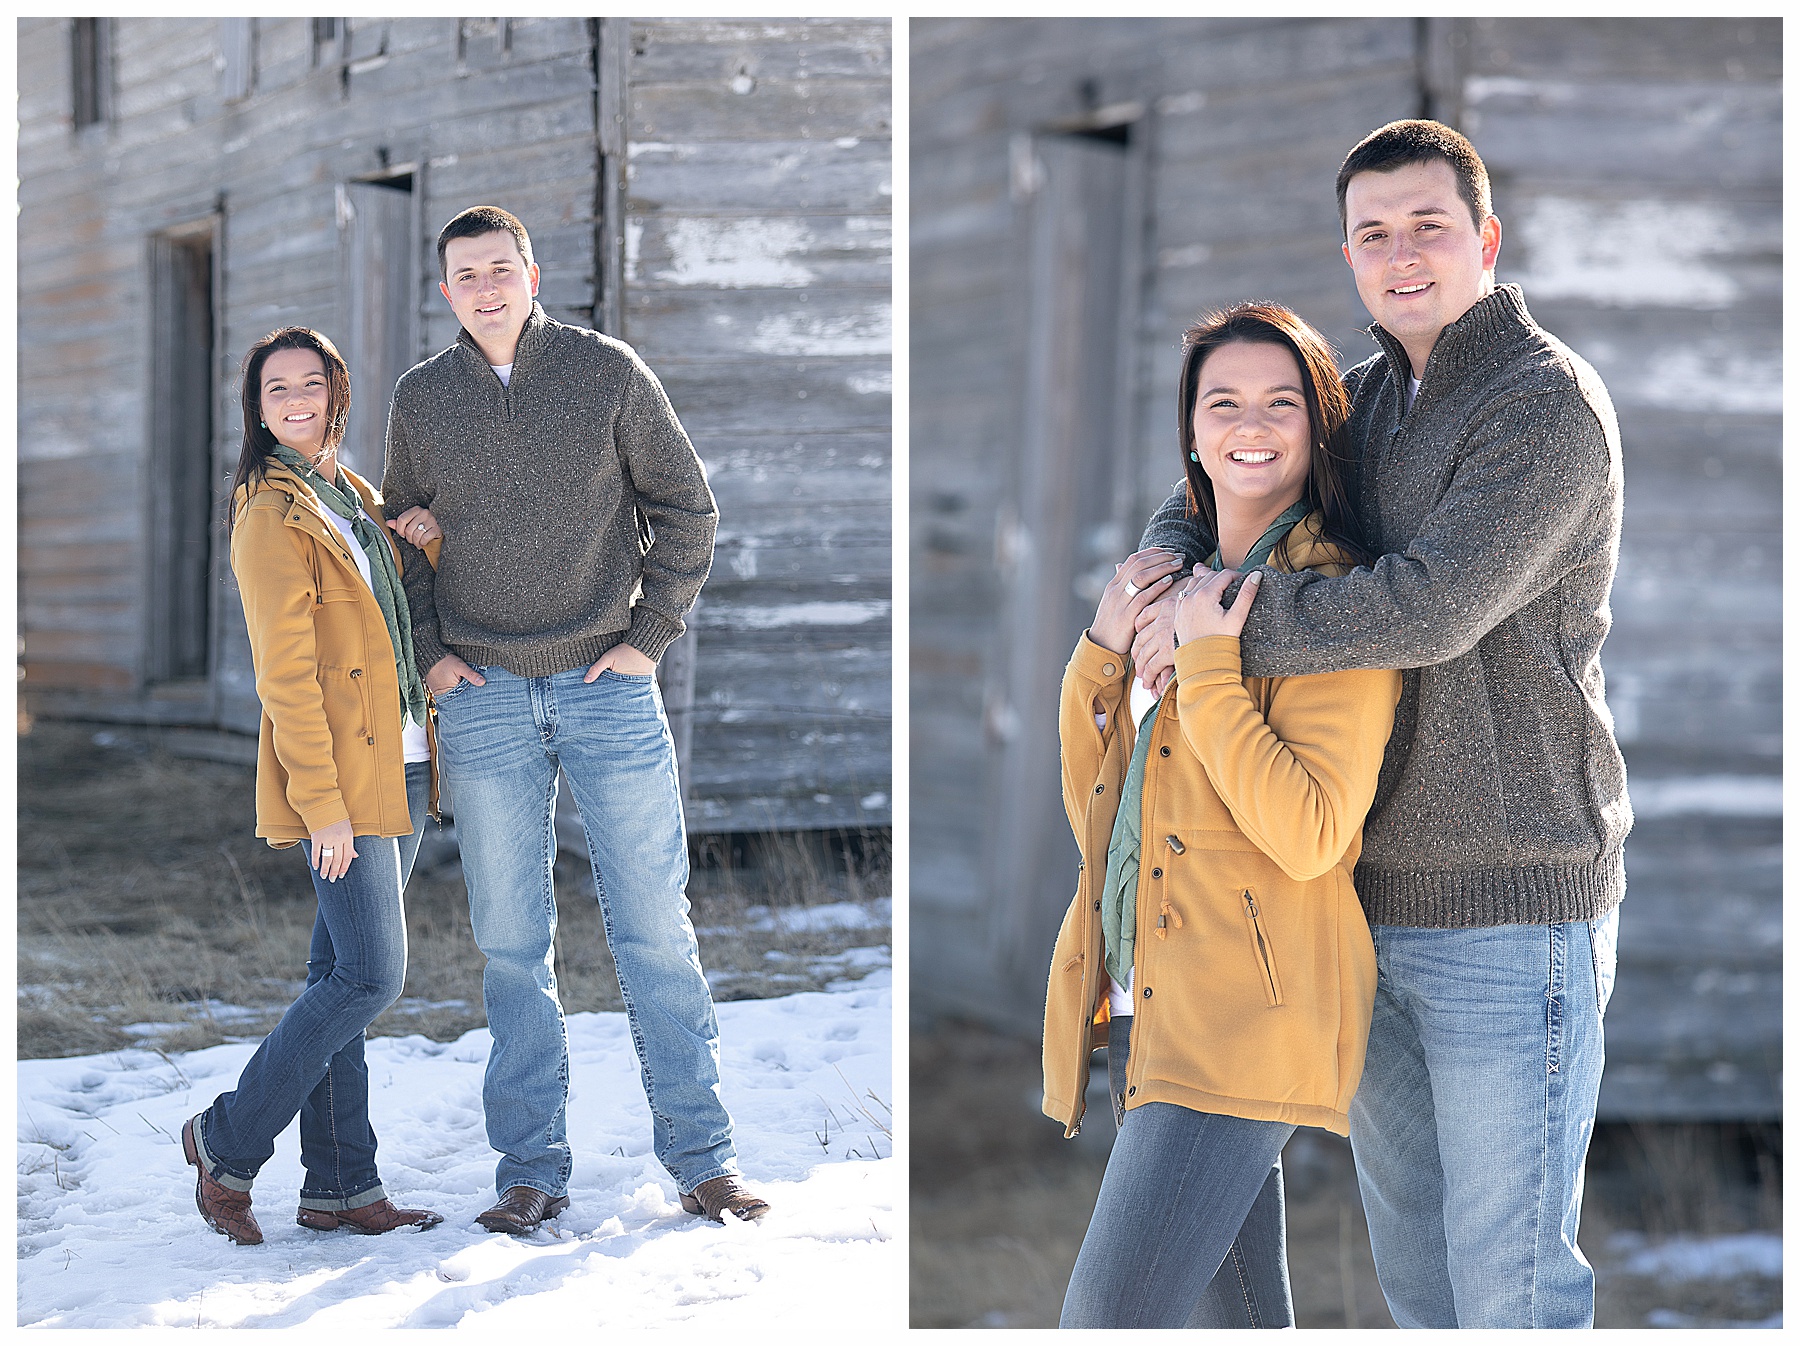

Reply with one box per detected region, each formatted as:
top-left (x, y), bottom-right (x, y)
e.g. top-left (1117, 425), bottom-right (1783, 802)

top-left (432, 662), bottom-right (737, 1199)
top-left (195, 760), bottom-right (428, 1210)
top-left (1349, 911), bottom-right (1619, 1328)
top-left (1060, 1015), bottom-right (1296, 1328)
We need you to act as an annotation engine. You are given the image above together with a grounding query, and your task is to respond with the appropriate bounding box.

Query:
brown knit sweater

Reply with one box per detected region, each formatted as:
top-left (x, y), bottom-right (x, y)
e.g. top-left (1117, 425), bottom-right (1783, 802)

top-left (381, 303), bottom-right (717, 678)
top-left (1142, 285), bottom-right (1630, 929)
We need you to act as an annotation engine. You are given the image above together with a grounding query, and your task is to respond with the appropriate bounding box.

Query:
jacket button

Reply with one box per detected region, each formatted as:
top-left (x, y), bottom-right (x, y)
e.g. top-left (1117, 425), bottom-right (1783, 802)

top-left (1094, 784), bottom-right (1104, 795)
top-left (1093, 899), bottom-right (1101, 910)
top-left (1142, 987), bottom-right (1152, 999)
top-left (366, 736), bottom-right (375, 745)
top-left (1127, 1085), bottom-right (1136, 1096)
top-left (1159, 745), bottom-right (1170, 757)
top-left (1151, 867), bottom-right (1162, 879)
top-left (1101, 663), bottom-right (1116, 676)
top-left (350, 668), bottom-right (362, 678)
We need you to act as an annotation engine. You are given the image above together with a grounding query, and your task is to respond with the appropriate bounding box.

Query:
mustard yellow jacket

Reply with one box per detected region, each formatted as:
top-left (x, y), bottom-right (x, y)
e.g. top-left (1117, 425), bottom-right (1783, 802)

top-left (1042, 518), bottom-right (1402, 1138)
top-left (230, 462), bottom-right (440, 847)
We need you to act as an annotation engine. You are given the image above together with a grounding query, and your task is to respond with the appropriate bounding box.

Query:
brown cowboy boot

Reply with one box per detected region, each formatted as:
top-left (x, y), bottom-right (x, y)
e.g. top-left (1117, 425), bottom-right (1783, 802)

top-left (297, 1199), bottom-right (445, 1233)
top-left (680, 1175), bottom-right (771, 1223)
top-left (475, 1186), bottom-right (570, 1235)
top-left (181, 1114), bottom-right (263, 1246)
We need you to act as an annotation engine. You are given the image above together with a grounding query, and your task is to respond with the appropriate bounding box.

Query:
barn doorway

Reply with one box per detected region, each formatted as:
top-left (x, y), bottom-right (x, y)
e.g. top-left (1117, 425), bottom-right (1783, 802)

top-left (337, 172), bottom-right (420, 478)
top-left (987, 111), bottom-right (1147, 1009)
top-left (146, 221), bottom-right (216, 685)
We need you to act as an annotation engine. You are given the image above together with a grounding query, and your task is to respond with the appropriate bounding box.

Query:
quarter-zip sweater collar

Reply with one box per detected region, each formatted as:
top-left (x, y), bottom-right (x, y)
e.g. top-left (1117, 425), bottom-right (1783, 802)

top-left (1367, 282), bottom-right (1533, 416)
top-left (456, 300), bottom-right (556, 379)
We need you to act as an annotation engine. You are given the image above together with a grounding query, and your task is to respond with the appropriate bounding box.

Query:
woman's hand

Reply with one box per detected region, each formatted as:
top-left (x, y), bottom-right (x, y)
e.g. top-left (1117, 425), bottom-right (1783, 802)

top-left (1090, 548), bottom-right (1184, 655)
top-left (1174, 567), bottom-right (1262, 646)
top-left (310, 819), bottom-right (358, 883)
top-left (388, 506), bottom-right (442, 549)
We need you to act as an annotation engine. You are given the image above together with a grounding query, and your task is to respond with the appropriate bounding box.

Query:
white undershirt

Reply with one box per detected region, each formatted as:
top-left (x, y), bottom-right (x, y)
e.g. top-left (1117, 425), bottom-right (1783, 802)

top-left (1408, 374), bottom-right (1422, 410)
top-left (491, 362), bottom-right (514, 387)
top-left (320, 504), bottom-right (432, 764)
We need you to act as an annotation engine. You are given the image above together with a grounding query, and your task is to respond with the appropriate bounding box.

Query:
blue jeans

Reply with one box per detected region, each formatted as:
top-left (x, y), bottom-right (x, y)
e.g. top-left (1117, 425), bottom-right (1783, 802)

top-left (195, 760), bottom-right (428, 1210)
top-left (432, 662), bottom-right (736, 1198)
top-left (1348, 911), bottom-right (1619, 1328)
top-left (1060, 1016), bottom-right (1296, 1328)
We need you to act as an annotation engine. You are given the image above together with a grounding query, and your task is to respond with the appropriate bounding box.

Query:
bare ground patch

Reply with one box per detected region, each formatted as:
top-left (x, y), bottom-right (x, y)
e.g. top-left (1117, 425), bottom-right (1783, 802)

top-left (19, 717), bottom-right (889, 1059)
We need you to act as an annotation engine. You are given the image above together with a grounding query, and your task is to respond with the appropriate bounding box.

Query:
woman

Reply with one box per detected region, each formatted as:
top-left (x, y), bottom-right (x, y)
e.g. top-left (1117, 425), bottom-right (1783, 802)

top-left (181, 327), bottom-right (445, 1243)
top-left (1044, 303), bottom-right (1403, 1327)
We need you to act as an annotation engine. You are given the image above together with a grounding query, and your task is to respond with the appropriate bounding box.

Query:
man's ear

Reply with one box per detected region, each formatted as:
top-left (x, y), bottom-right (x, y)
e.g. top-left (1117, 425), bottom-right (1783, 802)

top-left (439, 279), bottom-right (453, 306)
top-left (1481, 214), bottom-right (1502, 273)
top-left (528, 262), bottom-right (541, 297)
top-left (1341, 240), bottom-right (1353, 269)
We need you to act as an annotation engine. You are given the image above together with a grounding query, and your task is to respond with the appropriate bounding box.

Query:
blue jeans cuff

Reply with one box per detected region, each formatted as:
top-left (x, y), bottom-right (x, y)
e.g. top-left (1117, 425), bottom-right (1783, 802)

top-left (297, 1181), bottom-right (387, 1212)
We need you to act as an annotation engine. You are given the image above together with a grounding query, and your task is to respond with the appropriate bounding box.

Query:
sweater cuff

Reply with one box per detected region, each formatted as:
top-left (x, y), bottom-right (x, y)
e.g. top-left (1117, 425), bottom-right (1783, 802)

top-left (1173, 633), bottom-right (1241, 684)
top-left (412, 628), bottom-right (452, 683)
top-left (627, 607), bottom-right (685, 663)
top-left (1070, 631), bottom-right (1132, 684)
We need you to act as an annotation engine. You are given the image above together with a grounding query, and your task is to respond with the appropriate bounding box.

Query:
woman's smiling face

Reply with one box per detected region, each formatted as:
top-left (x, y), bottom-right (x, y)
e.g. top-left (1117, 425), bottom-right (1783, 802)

top-left (259, 347), bottom-right (332, 461)
top-left (1191, 340), bottom-right (1312, 515)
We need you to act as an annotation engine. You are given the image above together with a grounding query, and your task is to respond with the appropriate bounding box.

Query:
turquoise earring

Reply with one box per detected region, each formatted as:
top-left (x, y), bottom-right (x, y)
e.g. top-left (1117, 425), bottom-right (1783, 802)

top-left (1189, 451), bottom-right (1200, 462)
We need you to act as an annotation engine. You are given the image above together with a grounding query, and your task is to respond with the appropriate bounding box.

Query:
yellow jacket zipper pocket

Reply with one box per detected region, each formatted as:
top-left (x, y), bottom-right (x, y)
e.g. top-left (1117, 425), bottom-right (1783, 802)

top-left (1242, 890), bottom-right (1284, 1006)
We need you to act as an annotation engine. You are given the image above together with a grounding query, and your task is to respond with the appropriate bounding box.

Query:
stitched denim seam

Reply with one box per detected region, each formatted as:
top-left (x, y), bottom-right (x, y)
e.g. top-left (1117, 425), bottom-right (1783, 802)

top-left (1227, 1238), bottom-right (1259, 1326)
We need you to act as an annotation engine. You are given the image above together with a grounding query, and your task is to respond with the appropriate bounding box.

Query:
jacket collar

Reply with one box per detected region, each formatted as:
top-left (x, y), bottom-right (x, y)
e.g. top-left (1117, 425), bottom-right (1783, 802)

top-left (456, 300), bottom-right (553, 371)
top-left (251, 459), bottom-right (380, 516)
top-left (1368, 282), bottom-right (1534, 389)
top-left (237, 460), bottom-right (395, 564)
top-left (1274, 510), bottom-right (1353, 573)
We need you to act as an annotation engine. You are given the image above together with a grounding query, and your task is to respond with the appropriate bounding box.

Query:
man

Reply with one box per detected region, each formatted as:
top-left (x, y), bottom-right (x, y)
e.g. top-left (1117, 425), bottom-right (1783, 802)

top-left (1133, 121), bottom-right (1626, 1328)
top-left (382, 205), bottom-right (768, 1234)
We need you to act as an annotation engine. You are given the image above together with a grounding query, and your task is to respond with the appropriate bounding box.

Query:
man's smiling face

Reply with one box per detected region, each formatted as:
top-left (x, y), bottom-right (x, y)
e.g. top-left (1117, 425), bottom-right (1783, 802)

top-left (1341, 158), bottom-right (1501, 376)
top-left (440, 231), bottom-right (540, 359)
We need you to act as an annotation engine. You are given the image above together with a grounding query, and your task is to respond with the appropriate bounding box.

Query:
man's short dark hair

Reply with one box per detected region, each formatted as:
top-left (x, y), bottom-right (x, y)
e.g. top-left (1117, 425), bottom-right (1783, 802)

top-left (436, 205), bottom-right (534, 280)
top-left (1336, 119), bottom-right (1492, 239)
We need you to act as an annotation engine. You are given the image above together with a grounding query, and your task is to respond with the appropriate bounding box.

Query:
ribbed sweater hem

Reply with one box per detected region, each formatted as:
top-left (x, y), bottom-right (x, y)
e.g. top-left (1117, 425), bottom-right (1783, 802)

top-left (1354, 852), bottom-right (1625, 929)
top-left (450, 630), bottom-right (632, 680)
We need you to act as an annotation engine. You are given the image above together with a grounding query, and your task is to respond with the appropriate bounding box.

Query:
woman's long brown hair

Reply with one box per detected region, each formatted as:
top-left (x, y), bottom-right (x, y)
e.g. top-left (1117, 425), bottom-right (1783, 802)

top-left (227, 327), bottom-right (352, 533)
top-left (1176, 302), bottom-right (1370, 569)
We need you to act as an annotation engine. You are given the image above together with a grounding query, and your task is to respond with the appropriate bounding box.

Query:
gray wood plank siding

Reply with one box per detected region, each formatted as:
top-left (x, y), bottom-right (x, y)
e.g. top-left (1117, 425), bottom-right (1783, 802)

top-left (620, 20), bottom-right (892, 831)
top-left (911, 17), bottom-right (1779, 1118)
top-left (19, 16), bottom-right (892, 834)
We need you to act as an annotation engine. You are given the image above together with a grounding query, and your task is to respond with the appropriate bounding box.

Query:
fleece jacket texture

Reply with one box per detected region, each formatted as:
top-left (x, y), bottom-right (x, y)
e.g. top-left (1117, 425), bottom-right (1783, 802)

top-left (381, 303), bottom-right (717, 679)
top-left (1141, 285), bottom-right (1630, 930)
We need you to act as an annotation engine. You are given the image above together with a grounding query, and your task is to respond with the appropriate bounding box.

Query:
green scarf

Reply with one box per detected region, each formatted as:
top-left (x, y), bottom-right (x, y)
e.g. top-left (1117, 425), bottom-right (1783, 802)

top-left (1204, 498), bottom-right (1311, 573)
top-left (271, 445), bottom-right (430, 730)
top-left (1100, 499), bottom-right (1312, 999)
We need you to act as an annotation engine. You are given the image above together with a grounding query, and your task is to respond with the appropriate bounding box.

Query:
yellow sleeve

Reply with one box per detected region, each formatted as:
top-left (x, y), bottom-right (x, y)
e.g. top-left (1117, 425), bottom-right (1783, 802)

top-left (1058, 632), bottom-right (1132, 844)
top-left (230, 501), bottom-right (350, 835)
top-left (1173, 633), bottom-right (1401, 881)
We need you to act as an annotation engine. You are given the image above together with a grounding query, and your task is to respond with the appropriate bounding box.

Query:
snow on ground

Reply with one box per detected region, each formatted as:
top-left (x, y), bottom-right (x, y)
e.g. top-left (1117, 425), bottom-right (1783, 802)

top-left (750, 898), bottom-right (891, 935)
top-left (1607, 1230), bottom-right (1784, 1281)
top-left (18, 971), bottom-right (895, 1328)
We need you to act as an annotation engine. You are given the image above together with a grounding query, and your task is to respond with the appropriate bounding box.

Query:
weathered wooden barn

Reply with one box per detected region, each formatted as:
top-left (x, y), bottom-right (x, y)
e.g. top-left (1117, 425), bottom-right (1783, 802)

top-left (912, 17), bottom-right (1779, 1118)
top-left (19, 16), bottom-right (892, 834)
